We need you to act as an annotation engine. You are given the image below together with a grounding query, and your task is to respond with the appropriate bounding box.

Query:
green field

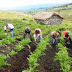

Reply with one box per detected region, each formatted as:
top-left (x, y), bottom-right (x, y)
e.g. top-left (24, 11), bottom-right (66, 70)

top-left (0, 10), bottom-right (72, 72)
top-left (48, 4), bottom-right (72, 23)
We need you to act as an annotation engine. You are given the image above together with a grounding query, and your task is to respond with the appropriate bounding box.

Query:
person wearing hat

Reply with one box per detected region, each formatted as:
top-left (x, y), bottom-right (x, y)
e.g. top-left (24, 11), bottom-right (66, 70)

top-left (4, 24), bottom-right (14, 38)
top-left (23, 27), bottom-right (32, 41)
top-left (50, 31), bottom-right (59, 45)
top-left (63, 31), bottom-right (71, 43)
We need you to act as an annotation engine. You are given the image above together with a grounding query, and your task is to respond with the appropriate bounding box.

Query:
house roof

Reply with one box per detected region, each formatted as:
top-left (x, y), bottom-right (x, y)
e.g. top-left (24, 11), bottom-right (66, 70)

top-left (33, 12), bottom-right (64, 20)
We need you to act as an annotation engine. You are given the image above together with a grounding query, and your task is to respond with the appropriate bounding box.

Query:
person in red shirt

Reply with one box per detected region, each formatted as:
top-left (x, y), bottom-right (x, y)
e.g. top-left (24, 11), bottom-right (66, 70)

top-left (63, 31), bottom-right (71, 43)
top-left (34, 28), bottom-right (42, 42)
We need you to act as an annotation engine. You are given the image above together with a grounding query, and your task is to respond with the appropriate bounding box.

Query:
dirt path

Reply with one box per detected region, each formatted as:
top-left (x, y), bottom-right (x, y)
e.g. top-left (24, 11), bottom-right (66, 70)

top-left (35, 45), bottom-right (63, 72)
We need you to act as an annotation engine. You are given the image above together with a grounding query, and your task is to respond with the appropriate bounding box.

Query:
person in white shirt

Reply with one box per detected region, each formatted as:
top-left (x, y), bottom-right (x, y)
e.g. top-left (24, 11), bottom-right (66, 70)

top-left (4, 24), bottom-right (14, 38)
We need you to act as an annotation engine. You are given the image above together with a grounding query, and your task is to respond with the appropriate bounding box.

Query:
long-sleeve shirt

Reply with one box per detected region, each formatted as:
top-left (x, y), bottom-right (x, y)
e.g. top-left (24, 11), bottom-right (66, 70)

top-left (34, 28), bottom-right (42, 37)
top-left (63, 31), bottom-right (70, 37)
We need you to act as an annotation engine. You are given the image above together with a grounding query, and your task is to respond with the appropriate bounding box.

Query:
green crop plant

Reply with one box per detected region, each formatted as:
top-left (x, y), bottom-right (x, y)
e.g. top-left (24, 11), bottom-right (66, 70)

top-left (7, 37), bottom-right (15, 43)
top-left (0, 16), bottom-right (49, 47)
top-left (8, 50), bottom-right (17, 56)
top-left (19, 39), bottom-right (31, 46)
top-left (23, 23), bottom-right (72, 72)
top-left (0, 33), bottom-right (5, 39)
top-left (16, 35), bottom-right (23, 39)
top-left (15, 45), bottom-right (24, 51)
top-left (23, 34), bottom-right (50, 72)
top-left (1, 39), bottom-right (11, 45)
top-left (55, 43), bottom-right (71, 72)
top-left (0, 10), bottom-right (72, 72)
top-left (0, 55), bottom-right (8, 67)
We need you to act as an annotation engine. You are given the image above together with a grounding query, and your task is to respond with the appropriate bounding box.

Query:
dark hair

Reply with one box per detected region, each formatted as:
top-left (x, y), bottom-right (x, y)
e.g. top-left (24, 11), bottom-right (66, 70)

top-left (6, 24), bottom-right (8, 26)
top-left (26, 28), bottom-right (30, 32)
top-left (36, 30), bottom-right (39, 34)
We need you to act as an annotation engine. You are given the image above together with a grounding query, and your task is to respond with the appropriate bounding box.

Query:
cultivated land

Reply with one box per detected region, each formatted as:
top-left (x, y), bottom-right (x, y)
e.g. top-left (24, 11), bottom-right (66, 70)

top-left (0, 8), bottom-right (72, 72)
top-left (48, 3), bottom-right (72, 23)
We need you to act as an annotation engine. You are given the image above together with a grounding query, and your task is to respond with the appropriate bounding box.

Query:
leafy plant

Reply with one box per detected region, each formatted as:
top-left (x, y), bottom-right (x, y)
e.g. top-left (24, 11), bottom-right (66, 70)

top-left (15, 44), bottom-right (24, 51)
top-left (9, 50), bottom-right (17, 56)
top-left (55, 43), bottom-right (71, 72)
top-left (0, 55), bottom-right (7, 67)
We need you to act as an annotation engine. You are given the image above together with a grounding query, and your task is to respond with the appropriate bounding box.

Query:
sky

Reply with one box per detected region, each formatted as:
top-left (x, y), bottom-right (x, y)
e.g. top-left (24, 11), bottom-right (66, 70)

top-left (0, 0), bottom-right (72, 9)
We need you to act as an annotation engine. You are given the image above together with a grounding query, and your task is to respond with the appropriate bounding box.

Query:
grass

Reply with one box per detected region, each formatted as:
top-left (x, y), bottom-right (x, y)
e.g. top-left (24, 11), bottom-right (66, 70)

top-left (0, 11), bottom-right (32, 20)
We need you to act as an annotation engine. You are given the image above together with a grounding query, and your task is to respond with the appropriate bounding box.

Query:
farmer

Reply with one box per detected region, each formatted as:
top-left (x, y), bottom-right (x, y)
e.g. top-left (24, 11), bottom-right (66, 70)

top-left (50, 31), bottom-right (59, 45)
top-left (4, 24), bottom-right (14, 38)
top-left (34, 28), bottom-right (42, 42)
top-left (63, 31), bottom-right (71, 43)
top-left (23, 27), bottom-right (32, 41)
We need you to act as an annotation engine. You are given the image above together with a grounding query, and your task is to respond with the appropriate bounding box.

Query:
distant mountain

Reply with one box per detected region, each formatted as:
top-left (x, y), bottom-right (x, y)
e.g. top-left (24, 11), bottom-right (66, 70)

top-left (8, 3), bottom-right (66, 13)
top-left (48, 3), bottom-right (72, 12)
top-left (47, 3), bottom-right (72, 22)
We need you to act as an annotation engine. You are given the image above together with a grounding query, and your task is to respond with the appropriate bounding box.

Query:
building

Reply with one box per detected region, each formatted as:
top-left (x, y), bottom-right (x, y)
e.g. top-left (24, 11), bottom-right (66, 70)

top-left (33, 12), bottom-right (64, 25)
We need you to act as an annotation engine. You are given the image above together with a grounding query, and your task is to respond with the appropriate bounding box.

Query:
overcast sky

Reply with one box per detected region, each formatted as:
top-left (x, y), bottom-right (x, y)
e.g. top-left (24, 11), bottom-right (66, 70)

top-left (0, 0), bottom-right (72, 9)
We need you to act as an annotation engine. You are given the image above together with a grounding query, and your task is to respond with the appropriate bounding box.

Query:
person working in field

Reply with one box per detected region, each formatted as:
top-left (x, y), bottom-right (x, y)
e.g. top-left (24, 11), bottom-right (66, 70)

top-left (63, 31), bottom-right (72, 43)
top-left (4, 24), bottom-right (14, 38)
top-left (34, 28), bottom-right (42, 42)
top-left (50, 31), bottom-right (59, 45)
top-left (23, 27), bottom-right (32, 41)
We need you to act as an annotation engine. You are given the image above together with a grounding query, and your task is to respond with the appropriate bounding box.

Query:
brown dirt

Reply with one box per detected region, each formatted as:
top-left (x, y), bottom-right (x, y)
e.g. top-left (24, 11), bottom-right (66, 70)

top-left (0, 28), bottom-right (47, 56)
top-left (0, 38), bottom-right (21, 55)
top-left (35, 45), bottom-right (63, 72)
top-left (0, 33), bottom-right (54, 72)
top-left (0, 42), bottom-right (37, 72)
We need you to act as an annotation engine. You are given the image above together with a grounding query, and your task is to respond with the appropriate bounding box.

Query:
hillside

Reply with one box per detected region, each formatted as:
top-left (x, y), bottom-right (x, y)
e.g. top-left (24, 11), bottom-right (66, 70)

top-left (0, 11), bottom-right (72, 72)
top-left (0, 11), bottom-right (32, 19)
top-left (48, 3), bottom-right (72, 22)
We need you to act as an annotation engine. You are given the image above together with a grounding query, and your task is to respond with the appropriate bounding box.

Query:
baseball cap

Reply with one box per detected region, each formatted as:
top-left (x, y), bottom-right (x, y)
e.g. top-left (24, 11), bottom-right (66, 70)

top-left (67, 31), bottom-right (70, 35)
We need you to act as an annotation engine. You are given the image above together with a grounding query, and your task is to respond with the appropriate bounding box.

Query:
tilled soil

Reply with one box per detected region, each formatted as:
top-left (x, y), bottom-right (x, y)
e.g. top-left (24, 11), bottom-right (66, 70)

top-left (0, 42), bottom-right (37, 72)
top-left (0, 38), bottom-right (21, 55)
top-left (0, 33), bottom-right (48, 72)
top-left (36, 45), bottom-right (63, 72)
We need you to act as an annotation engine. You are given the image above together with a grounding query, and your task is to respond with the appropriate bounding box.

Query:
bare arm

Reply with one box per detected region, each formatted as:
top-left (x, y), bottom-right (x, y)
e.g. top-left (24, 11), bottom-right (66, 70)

top-left (63, 35), bottom-right (66, 38)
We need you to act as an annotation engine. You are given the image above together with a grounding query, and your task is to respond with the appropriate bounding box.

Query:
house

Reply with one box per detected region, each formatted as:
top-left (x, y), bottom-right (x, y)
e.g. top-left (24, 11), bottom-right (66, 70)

top-left (33, 12), bottom-right (64, 25)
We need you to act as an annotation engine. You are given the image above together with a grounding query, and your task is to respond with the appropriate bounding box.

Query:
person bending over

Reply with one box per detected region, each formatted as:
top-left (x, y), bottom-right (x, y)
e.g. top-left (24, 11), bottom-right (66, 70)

top-left (50, 31), bottom-right (59, 45)
top-left (23, 27), bottom-right (32, 41)
top-left (63, 31), bottom-right (71, 43)
top-left (34, 28), bottom-right (42, 42)
top-left (4, 24), bottom-right (14, 38)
